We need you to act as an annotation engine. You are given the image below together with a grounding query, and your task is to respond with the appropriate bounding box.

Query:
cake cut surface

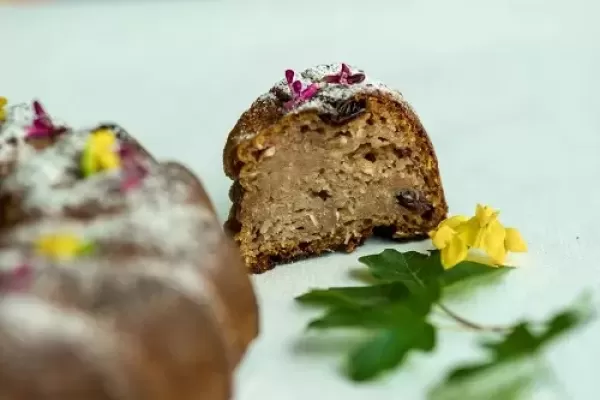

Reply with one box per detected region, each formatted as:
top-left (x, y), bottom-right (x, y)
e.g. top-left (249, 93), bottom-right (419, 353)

top-left (223, 63), bottom-right (449, 273)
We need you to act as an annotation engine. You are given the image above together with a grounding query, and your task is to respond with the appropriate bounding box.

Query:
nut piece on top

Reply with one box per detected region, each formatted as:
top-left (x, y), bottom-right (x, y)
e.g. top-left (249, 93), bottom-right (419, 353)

top-left (223, 63), bottom-right (448, 273)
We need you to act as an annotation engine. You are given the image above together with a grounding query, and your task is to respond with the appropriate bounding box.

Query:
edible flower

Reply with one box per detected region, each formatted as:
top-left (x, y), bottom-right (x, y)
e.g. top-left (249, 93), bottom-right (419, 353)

top-left (0, 97), bottom-right (7, 122)
top-left (81, 129), bottom-right (121, 177)
top-left (26, 100), bottom-right (68, 139)
top-left (429, 204), bottom-right (527, 269)
top-left (284, 69), bottom-right (319, 110)
top-left (118, 143), bottom-right (149, 192)
top-left (0, 264), bottom-right (33, 292)
top-left (323, 63), bottom-right (366, 85)
top-left (35, 233), bottom-right (94, 262)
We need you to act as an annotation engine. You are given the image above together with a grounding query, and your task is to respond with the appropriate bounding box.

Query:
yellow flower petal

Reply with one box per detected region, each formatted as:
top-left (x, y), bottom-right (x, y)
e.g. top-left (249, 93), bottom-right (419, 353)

top-left (98, 152), bottom-right (121, 170)
top-left (486, 243), bottom-right (507, 265)
top-left (479, 220), bottom-right (507, 264)
top-left (0, 97), bottom-right (7, 122)
top-left (429, 215), bottom-right (468, 241)
top-left (429, 215), bottom-right (469, 237)
top-left (431, 225), bottom-right (456, 249)
top-left (440, 237), bottom-right (469, 269)
top-left (505, 227), bottom-right (527, 252)
top-left (455, 217), bottom-right (480, 247)
top-left (475, 204), bottom-right (499, 227)
top-left (36, 234), bottom-right (85, 261)
top-left (439, 215), bottom-right (469, 230)
top-left (81, 130), bottom-right (120, 177)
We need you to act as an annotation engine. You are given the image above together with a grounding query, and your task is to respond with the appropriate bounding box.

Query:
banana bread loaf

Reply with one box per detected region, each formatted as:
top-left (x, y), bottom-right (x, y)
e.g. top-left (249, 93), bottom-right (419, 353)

top-left (223, 63), bottom-right (448, 273)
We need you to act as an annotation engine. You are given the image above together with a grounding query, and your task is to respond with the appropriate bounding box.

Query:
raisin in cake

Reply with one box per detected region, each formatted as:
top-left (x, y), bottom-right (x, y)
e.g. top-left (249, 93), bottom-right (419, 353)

top-left (0, 109), bottom-right (259, 400)
top-left (223, 63), bottom-right (448, 273)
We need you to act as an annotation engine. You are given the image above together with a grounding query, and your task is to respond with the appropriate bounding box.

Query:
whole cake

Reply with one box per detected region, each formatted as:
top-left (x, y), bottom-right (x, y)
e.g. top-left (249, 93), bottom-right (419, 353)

top-left (223, 63), bottom-right (448, 273)
top-left (0, 100), bottom-right (259, 400)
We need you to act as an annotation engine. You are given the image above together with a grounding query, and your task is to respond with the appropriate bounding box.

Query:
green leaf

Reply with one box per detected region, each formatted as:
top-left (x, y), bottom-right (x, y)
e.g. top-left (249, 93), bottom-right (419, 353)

top-left (359, 249), bottom-right (508, 291)
top-left (295, 282), bottom-right (410, 309)
top-left (359, 249), bottom-right (441, 290)
top-left (440, 258), bottom-right (512, 288)
top-left (307, 305), bottom-right (401, 330)
top-left (296, 250), bottom-right (510, 314)
top-left (306, 298), bottom-right (438, 330)
top-left (429, 356), bottom-right (539, 400)
top-left (346, 307), bottom-right (437, 381)
top-left (293, 248), bottom-right (530, 389)
top-left (430, 294), bottom-right (594, 400)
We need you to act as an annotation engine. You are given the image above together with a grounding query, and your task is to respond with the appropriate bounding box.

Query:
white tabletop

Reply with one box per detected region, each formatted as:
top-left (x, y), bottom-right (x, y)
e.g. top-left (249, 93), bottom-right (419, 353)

top-left (2, 1), bottom-right (599, 399)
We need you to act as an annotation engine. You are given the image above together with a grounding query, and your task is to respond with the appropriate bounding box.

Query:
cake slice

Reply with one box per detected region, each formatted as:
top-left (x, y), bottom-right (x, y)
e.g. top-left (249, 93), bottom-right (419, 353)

top-left (223, 63), bottom-right (448, 273)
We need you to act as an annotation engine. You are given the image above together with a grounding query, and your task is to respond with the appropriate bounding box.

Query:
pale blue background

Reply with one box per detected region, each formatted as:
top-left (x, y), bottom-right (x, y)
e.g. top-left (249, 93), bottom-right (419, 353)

top-left (1, 1), bottom-right (599, 399)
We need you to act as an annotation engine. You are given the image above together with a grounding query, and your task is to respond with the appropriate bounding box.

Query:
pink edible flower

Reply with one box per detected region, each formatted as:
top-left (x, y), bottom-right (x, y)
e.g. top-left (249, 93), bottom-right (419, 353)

top-left (284, 69), bottom-right (319, 110)
top-left (26, 100), bottom-right (67, 139)
top-left (119, 144), bottom-right (149, 192)
top-left (0, 264), bottom-right (33, 293)
top-left (323, 63), bottom-right (365, 85)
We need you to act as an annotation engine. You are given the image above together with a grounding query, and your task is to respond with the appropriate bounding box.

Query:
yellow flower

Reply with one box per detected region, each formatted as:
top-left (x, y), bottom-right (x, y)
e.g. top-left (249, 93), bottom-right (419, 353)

top-left (0, 97), bottom-right (8, 122)
top-left (429, 215), bottom-right (470, 269)
top-left (430, 204), bottom-right (527, 269)
top-left (505, 227), bottom-right (528, 252)
top-left (81, 129), bottom-right (121, 177)
top-left (36, 233), bottom-right (93, 261)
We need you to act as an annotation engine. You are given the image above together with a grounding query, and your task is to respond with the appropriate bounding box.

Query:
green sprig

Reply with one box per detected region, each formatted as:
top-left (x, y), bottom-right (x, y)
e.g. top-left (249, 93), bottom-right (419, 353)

top-left (295, 249), bottom-right (593, 398)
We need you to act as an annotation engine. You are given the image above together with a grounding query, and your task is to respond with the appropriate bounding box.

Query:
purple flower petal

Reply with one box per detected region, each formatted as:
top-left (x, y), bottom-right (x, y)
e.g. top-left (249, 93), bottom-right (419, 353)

top-left (119, 146), bottom-right (149, 192)
top-left (33, 101), bottom-right (53, 128)
top-left (32, 100), bottom-right (45, 117)
top-left (300, 83), bottom-right (319, 100)
top-left (0, 264), bottom-right (33, 292)
top-left (340, 63), bottom-right (350, 76)
top-left (324, 75), bottom-right (340, 83)
top-left (291, 80), bottom-right (303, 95)
top-left (285, 69), bottom-right (295, 84)
top-left (118, 143), bottom-right (135, 158)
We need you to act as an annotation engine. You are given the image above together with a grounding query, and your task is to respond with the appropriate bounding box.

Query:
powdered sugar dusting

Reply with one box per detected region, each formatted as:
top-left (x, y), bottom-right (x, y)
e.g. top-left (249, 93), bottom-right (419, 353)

top-left (0, 294), bottom-right (108, 344)
top-left (0, 117), bottom-right (222, 274)
top-left (1, 128), bottom-right (189, 216)
top-left (5, 202), bottom-right (220, 259)
top-left (234, 62), bottom-right (410, 143)
top-left (0, 104), bottom-right (40, 165)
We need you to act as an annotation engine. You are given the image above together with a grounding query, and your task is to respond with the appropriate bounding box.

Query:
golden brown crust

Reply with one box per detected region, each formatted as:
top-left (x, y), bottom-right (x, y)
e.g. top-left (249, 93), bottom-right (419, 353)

top-left (223, 97), bottom-right (282, 179)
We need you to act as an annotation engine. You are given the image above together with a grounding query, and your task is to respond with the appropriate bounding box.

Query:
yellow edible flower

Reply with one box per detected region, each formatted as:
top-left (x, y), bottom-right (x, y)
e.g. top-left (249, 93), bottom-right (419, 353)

top-left (429, 204), bottom-right (527, 269)
top-left (81, 129), bottom-right (121, 177)
top-left (0, 97), bottom-right (7, 122)
top-left (36, 233), bottom-right (93, 261)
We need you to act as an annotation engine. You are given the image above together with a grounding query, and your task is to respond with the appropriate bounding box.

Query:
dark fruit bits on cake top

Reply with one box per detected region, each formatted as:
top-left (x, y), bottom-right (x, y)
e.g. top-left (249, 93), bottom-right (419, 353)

top-left (223, 62), bottom-right (449, 273)
top-left (319, 98), bottom-right (367, 126)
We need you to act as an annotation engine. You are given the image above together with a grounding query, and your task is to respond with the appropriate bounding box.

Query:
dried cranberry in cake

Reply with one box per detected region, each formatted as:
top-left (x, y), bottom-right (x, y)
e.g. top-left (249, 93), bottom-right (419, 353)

top-left (223, 62), bottom-right (448, 273)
